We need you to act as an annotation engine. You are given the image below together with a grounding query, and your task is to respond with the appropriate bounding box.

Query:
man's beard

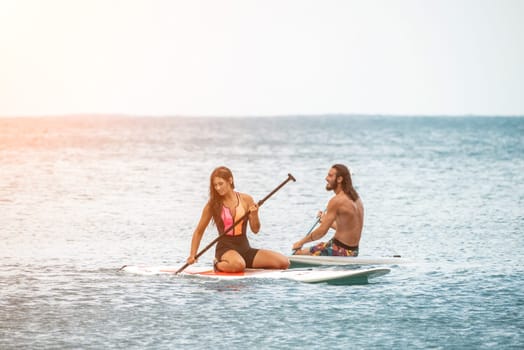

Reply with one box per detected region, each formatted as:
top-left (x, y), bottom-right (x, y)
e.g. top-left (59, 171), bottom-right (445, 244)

top-left (325, 180), bottom-right (336, 191)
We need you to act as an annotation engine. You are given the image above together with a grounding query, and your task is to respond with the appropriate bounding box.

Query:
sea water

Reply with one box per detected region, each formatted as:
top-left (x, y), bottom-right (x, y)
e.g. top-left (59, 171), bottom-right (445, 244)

top-left (1, 115), bottom-right (523, 349)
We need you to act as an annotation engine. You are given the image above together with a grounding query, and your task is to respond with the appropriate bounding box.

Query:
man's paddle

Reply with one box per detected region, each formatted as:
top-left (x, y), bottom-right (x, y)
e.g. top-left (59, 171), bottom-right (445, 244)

top-left (291, 207), bottom-right (327, 255)
top-left (291, 212), bottom-right (321, 255)
top-left (175, 173), bottom-right (296, 274)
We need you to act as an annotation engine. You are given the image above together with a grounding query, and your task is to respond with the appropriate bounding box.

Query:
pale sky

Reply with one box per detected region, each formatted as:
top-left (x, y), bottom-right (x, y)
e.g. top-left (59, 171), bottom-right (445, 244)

top-left (1, 0), bottom-right (523, 117)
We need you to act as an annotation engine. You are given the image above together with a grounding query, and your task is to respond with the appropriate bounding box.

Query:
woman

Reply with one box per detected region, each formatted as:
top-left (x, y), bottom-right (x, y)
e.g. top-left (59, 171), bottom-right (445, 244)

top-left (186, 166), bottom-right (290, 272)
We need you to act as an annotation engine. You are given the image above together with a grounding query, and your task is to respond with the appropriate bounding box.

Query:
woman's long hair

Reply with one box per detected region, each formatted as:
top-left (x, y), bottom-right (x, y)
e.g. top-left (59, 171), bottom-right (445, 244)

top-left (208, 166), bottom-right (235, 232)
top-left (332, 164), bottom-right (359, 201)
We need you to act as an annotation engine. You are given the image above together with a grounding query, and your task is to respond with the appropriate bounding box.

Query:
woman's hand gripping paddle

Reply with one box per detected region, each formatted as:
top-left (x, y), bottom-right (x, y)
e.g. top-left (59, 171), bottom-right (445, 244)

top-left (176, 173), bottom-right (296, 274)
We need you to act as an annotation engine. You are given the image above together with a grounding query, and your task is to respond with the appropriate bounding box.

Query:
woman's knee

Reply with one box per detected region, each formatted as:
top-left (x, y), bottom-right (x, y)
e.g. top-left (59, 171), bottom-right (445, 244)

top-left (220, 251), bottom-right (246, 272)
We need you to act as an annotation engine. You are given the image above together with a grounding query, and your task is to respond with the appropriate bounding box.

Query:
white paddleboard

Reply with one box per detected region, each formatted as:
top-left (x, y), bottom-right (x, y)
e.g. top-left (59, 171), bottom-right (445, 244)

top-left (120, 265), bottom-right (390, 285)
top-left (288, 255), bottom-right (408, 268)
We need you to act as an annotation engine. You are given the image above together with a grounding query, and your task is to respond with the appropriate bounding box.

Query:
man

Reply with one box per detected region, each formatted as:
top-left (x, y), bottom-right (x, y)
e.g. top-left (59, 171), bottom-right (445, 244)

top-left (292, 164), bottom-right (363, 256)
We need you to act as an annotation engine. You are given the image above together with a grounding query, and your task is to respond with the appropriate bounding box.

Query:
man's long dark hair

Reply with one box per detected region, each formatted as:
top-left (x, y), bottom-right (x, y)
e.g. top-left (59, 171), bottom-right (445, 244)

top-left (332, 164), bottom-right (359, 201)
top-left (208, 166), bottom-right (235, 232)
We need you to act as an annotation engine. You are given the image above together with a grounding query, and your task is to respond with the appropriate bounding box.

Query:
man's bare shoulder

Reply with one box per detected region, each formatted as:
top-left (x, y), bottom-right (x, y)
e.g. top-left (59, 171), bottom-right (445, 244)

top-left (325, 193), bottom-right (345, 211)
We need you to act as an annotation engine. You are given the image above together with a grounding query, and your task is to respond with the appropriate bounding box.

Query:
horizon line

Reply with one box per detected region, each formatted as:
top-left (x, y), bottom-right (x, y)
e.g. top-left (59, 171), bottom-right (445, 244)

top-left (1, 112), bottom-right (523, 119)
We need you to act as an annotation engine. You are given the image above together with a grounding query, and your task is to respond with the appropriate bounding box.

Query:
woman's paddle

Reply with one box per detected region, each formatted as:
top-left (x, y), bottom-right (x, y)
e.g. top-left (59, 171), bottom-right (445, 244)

top-left (175, 173), bottom-right (296, 274)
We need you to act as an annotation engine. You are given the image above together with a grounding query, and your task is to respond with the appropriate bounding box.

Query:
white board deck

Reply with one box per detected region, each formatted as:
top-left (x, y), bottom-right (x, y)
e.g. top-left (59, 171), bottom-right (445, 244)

top-left (120, 265), bottom-right (390, 285)
top-left (289, 255), bottom-right (408, 268)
